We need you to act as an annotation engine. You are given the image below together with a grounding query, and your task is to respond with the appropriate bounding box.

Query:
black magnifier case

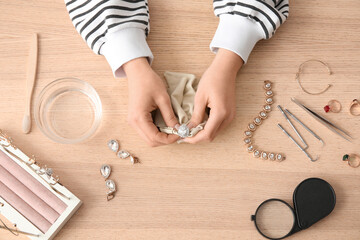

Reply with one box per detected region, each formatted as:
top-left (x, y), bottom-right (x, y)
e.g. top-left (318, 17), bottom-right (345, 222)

top-left (251, 178), bottom-right (336, 240)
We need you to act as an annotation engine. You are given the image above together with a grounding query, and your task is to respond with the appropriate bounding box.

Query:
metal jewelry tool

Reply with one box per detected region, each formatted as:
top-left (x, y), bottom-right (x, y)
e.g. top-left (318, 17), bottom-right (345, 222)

top-left (291, 98), bottom-right (352, 142)
top-left (0, 217), bottom-right (39, 237)
top-left (278, 105), bottom-right (308, 149)
top-left (284, 109), bottom-right (325, 146)
top-left (278, 124), bottom-right (319, 162)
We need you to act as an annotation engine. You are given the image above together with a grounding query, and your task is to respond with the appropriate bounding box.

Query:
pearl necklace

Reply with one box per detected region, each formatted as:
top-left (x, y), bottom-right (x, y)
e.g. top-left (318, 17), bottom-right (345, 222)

top-left (244, 81), bottom-right (285, 161)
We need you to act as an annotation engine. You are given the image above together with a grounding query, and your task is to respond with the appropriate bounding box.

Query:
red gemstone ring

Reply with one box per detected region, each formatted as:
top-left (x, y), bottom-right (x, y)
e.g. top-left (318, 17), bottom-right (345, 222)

top-left (324, 100), bottom-right (341, 113)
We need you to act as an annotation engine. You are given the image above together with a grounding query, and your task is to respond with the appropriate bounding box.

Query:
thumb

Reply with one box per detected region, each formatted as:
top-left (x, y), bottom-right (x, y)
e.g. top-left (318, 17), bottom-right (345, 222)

top-left (157, 96), bottom-right (179, 128)
top-left (188, 96), bottom-right (207, 129)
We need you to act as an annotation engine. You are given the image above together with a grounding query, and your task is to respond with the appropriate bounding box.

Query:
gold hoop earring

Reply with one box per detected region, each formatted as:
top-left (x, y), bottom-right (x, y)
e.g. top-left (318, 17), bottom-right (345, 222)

top-left (295, 59), bottom-right (332, 95)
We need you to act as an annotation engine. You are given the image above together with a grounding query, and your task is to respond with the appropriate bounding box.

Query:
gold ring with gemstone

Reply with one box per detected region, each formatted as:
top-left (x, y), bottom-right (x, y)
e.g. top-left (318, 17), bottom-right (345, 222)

top-left (343, 154), bottom-right (360, 168)
top-left (324, 100), bottom-right (341, 113)
top-left (349, 99), bottom-right (360, 116)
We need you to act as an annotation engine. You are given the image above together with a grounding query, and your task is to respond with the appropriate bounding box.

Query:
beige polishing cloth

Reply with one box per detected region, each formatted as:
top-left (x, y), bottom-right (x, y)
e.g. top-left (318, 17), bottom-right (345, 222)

top-left (154, 71), bottom-right (208, 137)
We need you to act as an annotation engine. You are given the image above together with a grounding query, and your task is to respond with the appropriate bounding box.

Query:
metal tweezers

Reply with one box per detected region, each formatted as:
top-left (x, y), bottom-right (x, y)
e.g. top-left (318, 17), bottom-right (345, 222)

top-left (277, 105), bottom-right (321, 162)
top-left (291, 98), bottom-right (353, 142)
top-left (278, 123), bottom-right (319, 162)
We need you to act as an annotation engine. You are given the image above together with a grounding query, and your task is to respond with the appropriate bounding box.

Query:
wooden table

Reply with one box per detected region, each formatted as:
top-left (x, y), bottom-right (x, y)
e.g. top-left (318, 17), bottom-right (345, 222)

top-left (1, 0), bottom-right (359, 239)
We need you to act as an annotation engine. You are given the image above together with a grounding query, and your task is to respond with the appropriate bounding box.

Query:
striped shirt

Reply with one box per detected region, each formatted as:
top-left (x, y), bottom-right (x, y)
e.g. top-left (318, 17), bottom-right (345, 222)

top-left (65, 0), bottom-right (289, 77)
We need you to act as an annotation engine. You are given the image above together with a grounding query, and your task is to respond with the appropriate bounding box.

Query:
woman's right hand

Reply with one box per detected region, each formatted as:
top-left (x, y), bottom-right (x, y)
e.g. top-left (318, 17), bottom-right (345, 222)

top-left (123, 57), bottom-right (179, 147)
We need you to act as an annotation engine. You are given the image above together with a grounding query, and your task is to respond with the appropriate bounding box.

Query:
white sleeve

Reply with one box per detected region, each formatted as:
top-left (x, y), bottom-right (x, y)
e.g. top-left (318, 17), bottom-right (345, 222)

top-left (65, 0), bottom-right (152, 78)
top-left (211, 0), bottom-right (289, 62)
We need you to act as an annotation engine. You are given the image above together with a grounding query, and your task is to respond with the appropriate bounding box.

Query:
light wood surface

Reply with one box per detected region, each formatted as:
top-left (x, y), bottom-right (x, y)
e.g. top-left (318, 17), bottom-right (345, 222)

top-left (1, 0), bottom-right (360, 239)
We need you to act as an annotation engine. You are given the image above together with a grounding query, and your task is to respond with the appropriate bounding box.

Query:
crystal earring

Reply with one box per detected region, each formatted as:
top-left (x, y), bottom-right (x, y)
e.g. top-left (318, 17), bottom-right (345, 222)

top-left (100, 164), bottom-right (111, 179)
top-left (105, 179), bottom-right (116, 201)
top-left (107, 140), bottom-right (119, 152)
top-left (107, 139), bottom-right (140, 164)
top-left (100, 164), bottom-right (117, 201)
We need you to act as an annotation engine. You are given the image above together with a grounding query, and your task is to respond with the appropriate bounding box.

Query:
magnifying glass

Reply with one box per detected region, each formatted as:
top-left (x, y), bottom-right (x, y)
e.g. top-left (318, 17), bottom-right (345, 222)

top-left (251, 178), bottom-right (336, 240)
top-left (251, 199), bottom-right (295, 239)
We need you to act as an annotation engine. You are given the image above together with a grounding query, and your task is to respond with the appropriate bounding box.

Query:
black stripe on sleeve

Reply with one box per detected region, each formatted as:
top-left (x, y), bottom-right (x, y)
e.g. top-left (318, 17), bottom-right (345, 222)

top-left (275, 0), bottom-right (284, 8)
top-left (72, 0), bottom-right (109, 21)
top-left (229, 11), bottom-right (269, 39)
top-left (78, 5), bottom-right (148, 32)
top-left (236, 2), bottom-right (276, 31)
top-left (68, 0), bottom-right (91, 14)
top-left (65, 0), bottom-right (76, 7)
top-left (254, 0), bottom-right (283, 25)
top-left (90, 19), bottom-right (148, 49)
top-left (214, 2), bottom-right (236, 11)
top-left (214, 2), bottom-right (280, 29)
top-left (251, 16), bottom-right (269, 39)
top-left (84, 13), bottom-right (148, 41)
top-left (278, 4), bottom-right (289, 12)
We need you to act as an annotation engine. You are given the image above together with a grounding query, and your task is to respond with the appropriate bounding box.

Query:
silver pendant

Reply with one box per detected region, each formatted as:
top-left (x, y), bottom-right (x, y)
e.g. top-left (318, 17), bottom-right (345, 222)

top-left (117, 150), bottom-right (130, 159)
top-left (100, 164), bottom-right (111, 179)
top-left (108, 139), bottom-right (140, 164)
top-left (105, 179), bottom-right (116, 201)
top-left (177, 124), bottom-right (190, 138)
top-left (107, 140), bottom-right (119, 152)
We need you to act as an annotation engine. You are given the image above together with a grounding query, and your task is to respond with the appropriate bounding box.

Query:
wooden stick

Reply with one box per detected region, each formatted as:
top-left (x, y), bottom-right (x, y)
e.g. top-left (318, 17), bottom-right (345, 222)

top-left (22, 33), bottom-right (38, 134)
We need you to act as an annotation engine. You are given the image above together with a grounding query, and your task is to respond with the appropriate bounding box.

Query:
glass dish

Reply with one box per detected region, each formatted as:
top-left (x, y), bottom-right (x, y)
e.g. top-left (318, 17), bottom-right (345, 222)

top-left (34, 78), bottom-right (102, 144)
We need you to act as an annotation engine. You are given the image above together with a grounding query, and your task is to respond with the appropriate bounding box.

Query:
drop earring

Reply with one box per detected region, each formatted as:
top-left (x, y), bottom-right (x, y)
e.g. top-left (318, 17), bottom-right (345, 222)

top-left (100, 164), bottom-right (111, 179)
top-left (100, 164), bottom-right (117, 201)
top-left (107, 139), bottom-right (140, 164)
top-left (105, 179), bottom-right (116, 201)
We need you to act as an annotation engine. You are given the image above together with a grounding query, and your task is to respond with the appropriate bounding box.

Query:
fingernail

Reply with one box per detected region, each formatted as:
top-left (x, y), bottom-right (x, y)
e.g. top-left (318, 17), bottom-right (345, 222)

top-left (187, 122), bottom-right (195, 129)
top-left (177, 139), bottom-right (186, 144)
top-left (175, 124), bottom-right (180, 130)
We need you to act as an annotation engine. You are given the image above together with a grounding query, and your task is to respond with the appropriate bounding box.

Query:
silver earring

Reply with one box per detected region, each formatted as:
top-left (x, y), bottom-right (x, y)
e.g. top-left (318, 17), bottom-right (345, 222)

top-left (100, 164), bottom-right (116, 201)
top-left (100, 164), bottom-right (111, 179)
top-left (107, 139), bottom-right (140, 164)
top-left (105, 179), bottom-right (116, 201)
top-left (117, 150), bottom-right (139, 164)
top-left (107, 140), bottom-right (119, 152)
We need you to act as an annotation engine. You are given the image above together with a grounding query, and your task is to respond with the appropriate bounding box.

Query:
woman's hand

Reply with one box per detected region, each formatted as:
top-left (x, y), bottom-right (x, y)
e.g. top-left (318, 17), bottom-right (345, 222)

top-left (123, 57), bottom-right (179, 147)
top-left (184, 49), bottom-right (243, 144)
